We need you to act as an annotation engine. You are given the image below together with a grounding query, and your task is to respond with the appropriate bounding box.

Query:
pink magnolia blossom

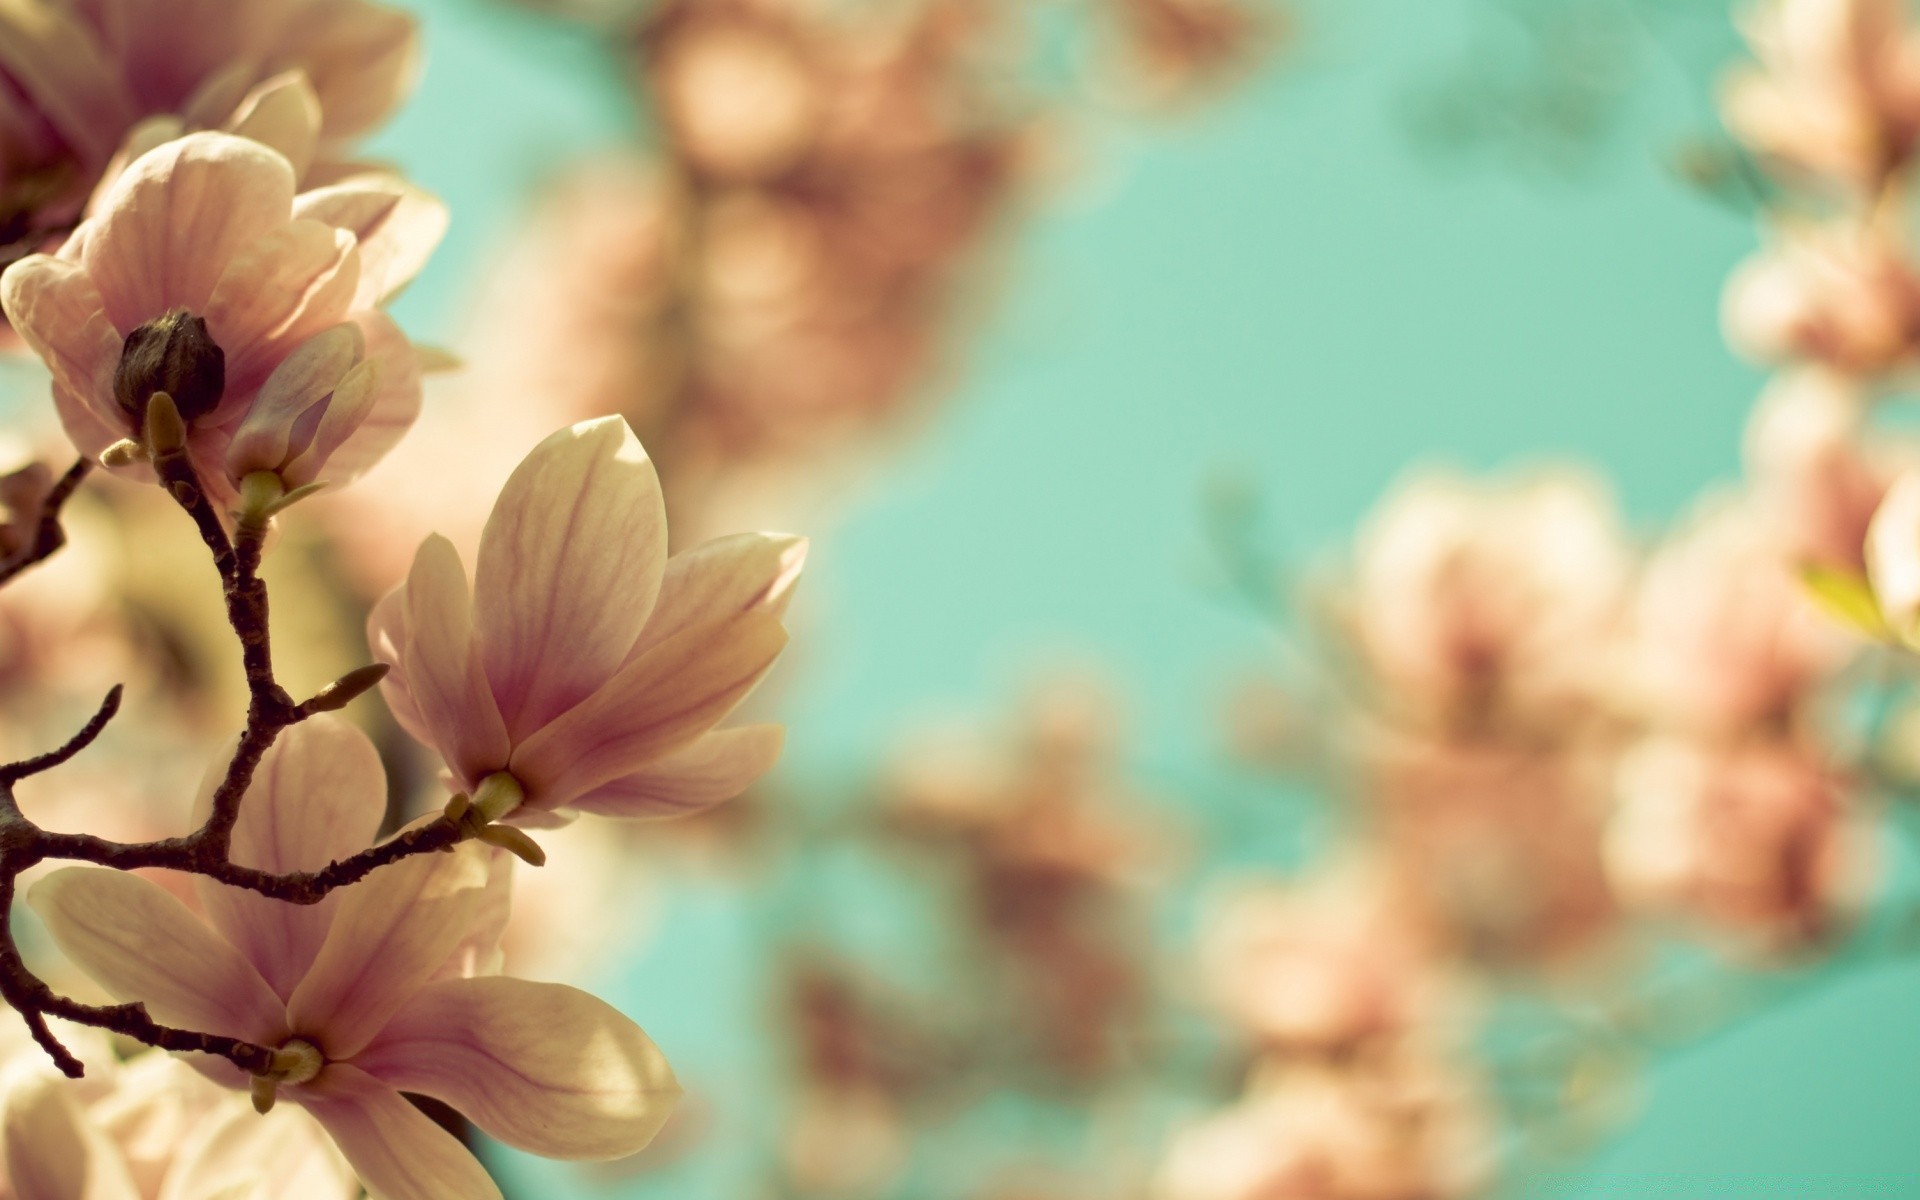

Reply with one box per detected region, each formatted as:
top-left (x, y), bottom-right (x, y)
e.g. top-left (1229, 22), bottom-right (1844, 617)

top-left (1607, 736), bottom-right (1872, 952)
top-left (370, 415), bottom-right (804, 825)
top-left (1866, 468), bottom-right (1920, 635)
top-left (1744, 370), bottom-right (1898, 575)
top-left (28, 717), bottom-right (680, 1200)
top-left (0, 132), bottom-right (441, 504)
top-left (1723, 220), bottom-right (1920, 375)
top-left (1720, 0), bottom-right (1920, 187)
top-left (0, 0), bottom-right (417, 261)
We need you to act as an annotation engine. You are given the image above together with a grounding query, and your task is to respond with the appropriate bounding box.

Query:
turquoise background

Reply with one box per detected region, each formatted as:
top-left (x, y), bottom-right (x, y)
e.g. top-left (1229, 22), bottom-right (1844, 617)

top-left (56, 0), bottom-right (1920, 1193)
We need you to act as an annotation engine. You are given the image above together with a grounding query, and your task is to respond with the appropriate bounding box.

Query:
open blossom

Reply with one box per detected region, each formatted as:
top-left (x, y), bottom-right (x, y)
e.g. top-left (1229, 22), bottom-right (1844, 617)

top-left (370, 415), bottom-right (805, 825)
top-left (0, 1050), bottom-right (354, 1200)
top-left (28, 717), bottom-right (680, 1200)
top-left (1342, 467), bottom-right (1628, 730)
top-left (1607, 737), bottom-right (1871, 952)
top-left (1720, 0), bottom-right (1920, 187)
top-left (1723, 220), bottom-right (1920, 375)
top-left (1744, 370), bottom-right (1897, 575)
top-left (0, 132), bottom-right (440, 504)
top-left (0, 0), bottom-right (417, 264)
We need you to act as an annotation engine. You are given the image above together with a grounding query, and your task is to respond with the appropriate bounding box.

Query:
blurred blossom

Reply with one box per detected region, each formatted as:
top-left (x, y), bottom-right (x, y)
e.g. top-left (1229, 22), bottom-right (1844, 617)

top-left (1339, 466), bottom-right (1629, 735)
top-left (1607, 737), bottom-right (1873, 953)
top-left (1154, 1055), bottom-right (1495, 1200)
top-left (0, 0), bottom-right (417, 271)
top-left (1618, 497), bottom-right (1852, 738)
top-left (1720, 0), bottom-right (1920, 189)
top-left (1097, 0), bottom-right (1275, 107)
top-left (1722, 219), bottom-right (1920, 375)
top-left (1200, 859), bottom-right (1457, 1054)
top-left (1743, 370), bottom-right (1899, 575)
top-left (1866, 468), bottom-right (1920, 635)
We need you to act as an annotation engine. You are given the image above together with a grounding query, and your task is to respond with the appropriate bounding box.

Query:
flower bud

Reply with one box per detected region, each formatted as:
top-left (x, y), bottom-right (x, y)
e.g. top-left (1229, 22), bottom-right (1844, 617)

top-left (113, 308), bottom-right (225, 426)
top-left (304, 663), bottom-right (390, 712)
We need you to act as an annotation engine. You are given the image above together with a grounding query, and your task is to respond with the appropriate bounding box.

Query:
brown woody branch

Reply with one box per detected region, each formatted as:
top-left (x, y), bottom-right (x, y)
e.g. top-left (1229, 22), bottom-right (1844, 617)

top-left (0, 458), bottom-right (91, 588)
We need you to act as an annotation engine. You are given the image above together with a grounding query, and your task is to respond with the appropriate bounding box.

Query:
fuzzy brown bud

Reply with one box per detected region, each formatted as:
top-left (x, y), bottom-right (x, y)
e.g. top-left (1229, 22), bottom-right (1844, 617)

top-left (113, 309), bottom-right (224, 426)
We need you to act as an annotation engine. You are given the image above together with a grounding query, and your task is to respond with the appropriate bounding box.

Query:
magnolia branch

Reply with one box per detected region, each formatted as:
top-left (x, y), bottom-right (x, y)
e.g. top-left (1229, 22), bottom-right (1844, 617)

top-left (0, 455), bottom-right (470, 1078)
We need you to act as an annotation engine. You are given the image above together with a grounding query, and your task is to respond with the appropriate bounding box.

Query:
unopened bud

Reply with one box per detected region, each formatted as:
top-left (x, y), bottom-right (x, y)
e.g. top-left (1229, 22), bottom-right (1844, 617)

top-left (305, 663), bottom-right (390, 712)
top-left (113, 308), bottom-right (224, 426)
top-left (477, 823), bottom-right (547, 866)
top-left (250, 1074), bottom-right (278, 1115)
top-left (471, 772), bottom-right (525, 823)
top-left (99, 439), bottom-right (142, 469)
top-left (142, 391), bottom-right (186, 456)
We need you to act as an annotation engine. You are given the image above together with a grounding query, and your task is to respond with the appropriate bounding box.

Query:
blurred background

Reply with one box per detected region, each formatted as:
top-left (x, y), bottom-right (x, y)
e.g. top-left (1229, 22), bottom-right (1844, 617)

top-left (12, 0), bottom-right (1920, 1195)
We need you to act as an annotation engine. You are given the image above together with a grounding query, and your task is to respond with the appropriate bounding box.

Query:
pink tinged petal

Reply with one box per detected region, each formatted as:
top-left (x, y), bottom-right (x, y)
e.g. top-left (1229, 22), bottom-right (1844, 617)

top-left (82, 133), bottom-right (296, 330)
top-left (52, 381), bottom-right (131, 465)
top-left (352, 976), bottom-right (680, 1160)
top-left (294, 180), bottom-right (447, 307)
top-left (432, 850), bottom-right (511, 982)
top-left (3, 1074), bottom-right (142, 1200)
top-left (192, 718), bottom-right (387, 1001)
top-left (474, 417), bottom-right (669, 741)
top-left (274, 3), bottom-right (421, 144)
top-left (224, 72), bottom-right (323, 181)
top-left (366, 586), bottom-right (429, 742)
top-left (281, 357), bottom-right (380, 487)
top-left (285, 845), bottom-right (490, 1060)
top-left (0, 0), bottom-right (137, 163)
top-left (393, 535), bottom-right (510, 786)
top-left (27, 869), bottom-right (286, 1045)
top-left (630, 533), bottom-right (808, 659)
top-left (0, 254), bottom-right (121, 423)
top-left (158, 1100), bottom-right (354, 1200)
top-left (294, 1064), bottom-right (501, 1200)
top-left (569, 724), bottom-right (784, 820)
top-left (226, 323), bottom-right (362, 478)
top-left (202, 219), bottom-right (359, 400)
top-left (312, 311), bottom-right (419, 483)
top-left (511, 609), bottom-right (789, 811)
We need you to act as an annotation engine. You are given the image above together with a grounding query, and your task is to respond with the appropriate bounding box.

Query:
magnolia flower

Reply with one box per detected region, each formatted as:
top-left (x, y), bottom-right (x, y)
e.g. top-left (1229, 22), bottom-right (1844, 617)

top-left (1744, 370), bottom-right (1896, 575)
top-left (1721, 0), bottom-right (1920, 187)
top-left (1200, 862), bottom-right (1448, 1054)
top-left (1867, 468), bottom-right (1920, 636)
top-left (0, 1051), bottom-right (354, 1200)
top-left (1608, 737), bottom-right (1871, 951)
top-left (1723, 220), bottom-right (1920, 375)
top-left (1, 132), bottom-right (440, 505)
top-left (1343, 466), bottom-right (1629, 731)
top-left (1620, 496), bottom-right (1851, 736)
top-left (29, 717), bottom-right (680, 1200)
top-left (0, 0), bottom-right (417, 263)
top-left (1154, 1058), bottom-right (1494, 1200)
top-left (370, 416), bottom-right (804, 826)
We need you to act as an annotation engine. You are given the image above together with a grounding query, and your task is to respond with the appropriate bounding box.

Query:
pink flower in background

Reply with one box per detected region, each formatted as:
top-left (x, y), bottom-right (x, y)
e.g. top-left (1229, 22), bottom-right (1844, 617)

top-left (28, 716), bottom-right (680, 1200)
top-left (1343, 467), bottom-right (1629, 731)
top-left (1619, 497), bottom-right (1852, 737)
top-left (1744, 370), bottom-right (1898, 576)
top-left (0, 0), bottom-right (418, 263)
top-left (1721, 0), bottom-right (1920, 187)
top-left (0, 132), bottom-right (439, 502)
top-left (1607, 737), bottom-right (1871, 952)
top-left (371, 416), bottom-right (804, 825)
top-left (1867, 468), bottom-right (1920, 636)
top-left (1723, 220), bottom-right (1920, 375)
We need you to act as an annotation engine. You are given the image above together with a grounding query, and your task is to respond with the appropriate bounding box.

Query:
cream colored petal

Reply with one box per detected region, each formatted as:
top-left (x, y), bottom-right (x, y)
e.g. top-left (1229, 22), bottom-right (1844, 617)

top-left (28, 869), bottom-right (286, 1045)
top-left (0, 255), bottom-right (123, 437)
top-left (474, 417), bottom-right (668, 741)
top-left (279, 357), bottom-right (380, 487)
top-left (511, 609), bottom-right (788, 811)
top-left (226, 323), bottom-right (362, 477)
top-left (224, 72), bottom-right (322, 181)
top-left (3, 1074), bottom-right (141, 1200)
top-left (294, 1065), bottom-right (501, 1200)
top-left (366, 586), bottom-right (429, 743)
top-left (202, 219), bottom-right (358, 401)
top-left (393, 535), bottom-right (510, 786)
top-left (1868, 471), bottom-right (1920, 632)
top-left (629, 533), bottom-right (807, 660)
top-left (353, 976), bottom-right (679, 1161)
top-left (158, 1096), bottom-right (355, 1200)
top-left (294, 179), bottom-right (447, 307)
top-left (192, 718), bottom-right (387, 1001)
top-left (301, 312), bottom-right (419, 485)
top-left (569, 724), bottom-right (784, 820)
top-left (284, 845), bottom-right (489, 1060)
top-left (52, 381), bottom-right (131, 465)
top-left (82, 133), bottom-right (296, 330)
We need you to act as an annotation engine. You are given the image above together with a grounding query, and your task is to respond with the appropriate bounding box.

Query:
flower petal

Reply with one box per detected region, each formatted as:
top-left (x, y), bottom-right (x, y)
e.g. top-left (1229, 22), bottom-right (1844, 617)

top-left (629, 532), bottom-right (808, 660)
top-left (3, 1074), bottom-right (141, 1200)
top-left (294, 1065), bottom-right (501, 1200)
top-left (389, 535), bottom-right (510, 786)
top-left (191, 718), bottom-right (387, 1001)
top-left (473, 417), bottom-right (668, 741)
top-left (511, 608), bottom-right (788, 811)
top-left (294, 179), bottom-right (447, 307)
top-left (284, 845), bottom-right (489, 1060)
top-left (366, 585), bottom-right (428, 741)
top-left (226, 323), bottom-right (362, 477)
top-left (568, 724), bottom-right (784, 820)
top-left (158, 1097), bottom-right (354, 1200)
top-left (202, 218), bottom-right (358, 400)
top-left (353, 976), bottom-right (680, 1160)
top-left (271, 2), bottom-right (421, 144)
top-left (1, 254), bottom-right (121, 422)
top-left (82, 133), bottom-right (296, 331)
top-left (0, 0), bottom-right (137, 163)
top-left (303, 312), bottom-right (419, 485)
top-left (28, 869), bottom-right (285, 1045)
top-left (224, 72), bottom-right (323, 181)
